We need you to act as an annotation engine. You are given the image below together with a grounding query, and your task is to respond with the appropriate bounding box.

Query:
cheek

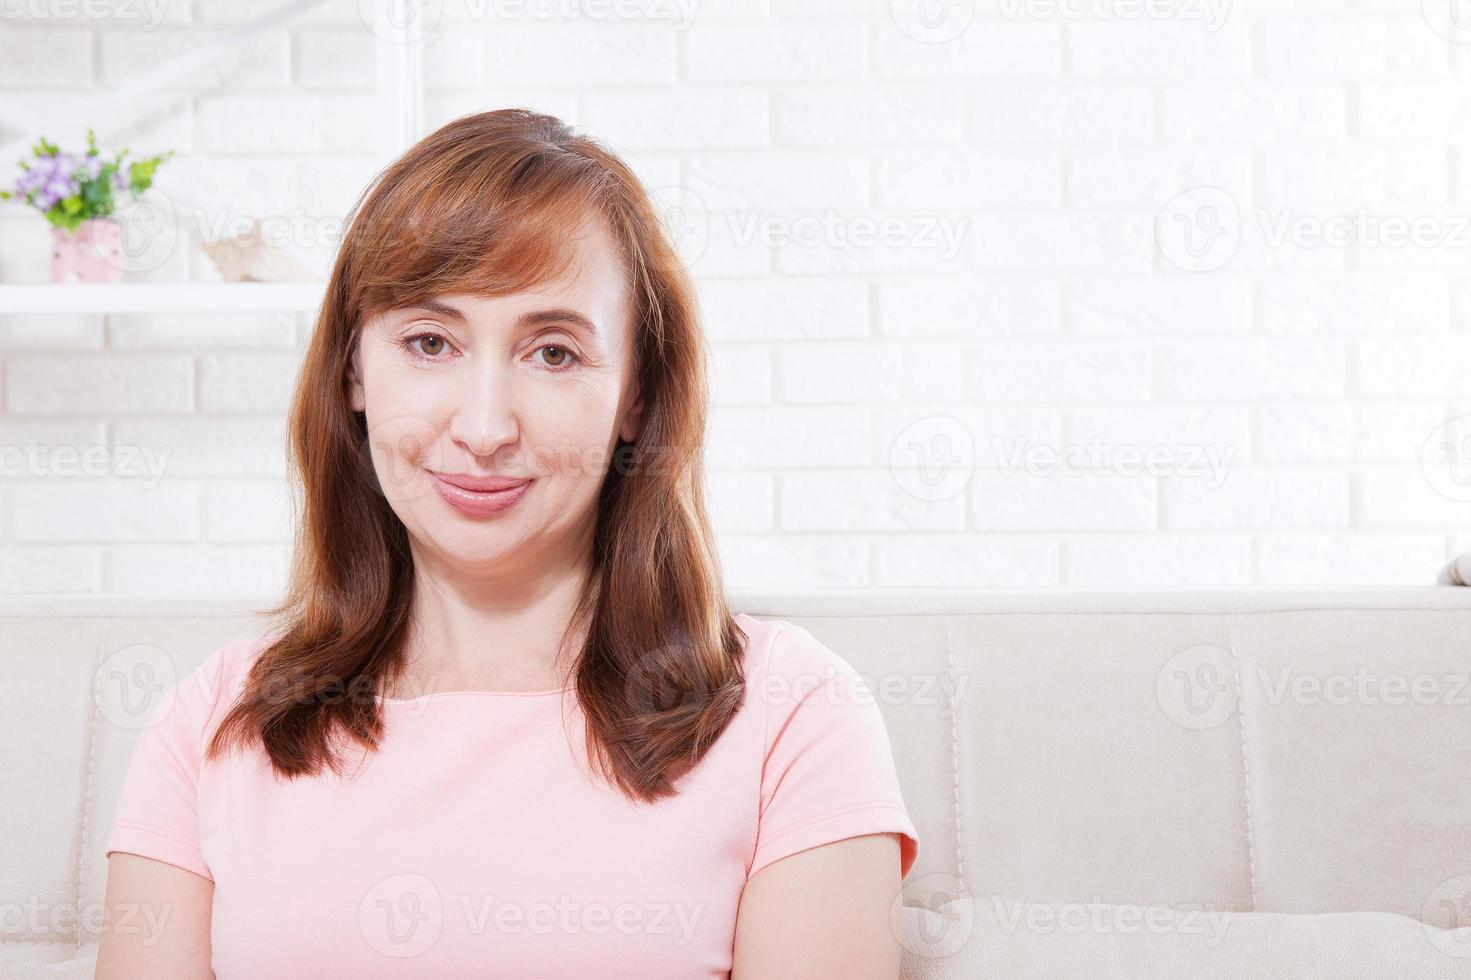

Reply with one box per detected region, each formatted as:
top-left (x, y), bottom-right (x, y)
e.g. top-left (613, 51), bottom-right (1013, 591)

top-left (362, 367), bottom-right (452, 488)
top-left (370, 359), bottom-right (442, 412)
top-left (366, 363), bottom-right (454, 435)
top-left (520, 380), bottom-right (623, 479)
top-left (537, 379), bottom-right (620, 437)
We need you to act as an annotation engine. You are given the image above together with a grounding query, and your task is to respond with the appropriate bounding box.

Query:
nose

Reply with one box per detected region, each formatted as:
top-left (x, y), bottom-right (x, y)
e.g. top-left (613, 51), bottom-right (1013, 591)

top-left (446, 356), bottom-right (521, 460)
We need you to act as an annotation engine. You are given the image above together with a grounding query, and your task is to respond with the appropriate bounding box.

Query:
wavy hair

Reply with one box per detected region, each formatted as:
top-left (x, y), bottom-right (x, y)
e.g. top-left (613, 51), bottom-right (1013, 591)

top-left (208, 108), bottom-right (747, 804)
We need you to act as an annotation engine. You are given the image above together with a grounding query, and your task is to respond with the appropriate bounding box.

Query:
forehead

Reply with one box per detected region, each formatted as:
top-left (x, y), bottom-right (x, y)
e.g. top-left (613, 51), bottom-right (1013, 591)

top-left (399, 216), bottom-right (632, 341)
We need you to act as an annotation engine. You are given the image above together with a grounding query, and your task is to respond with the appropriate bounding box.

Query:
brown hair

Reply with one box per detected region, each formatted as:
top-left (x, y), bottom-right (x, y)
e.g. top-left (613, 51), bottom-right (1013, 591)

top-left (207, 108), bottom-right (747, 804)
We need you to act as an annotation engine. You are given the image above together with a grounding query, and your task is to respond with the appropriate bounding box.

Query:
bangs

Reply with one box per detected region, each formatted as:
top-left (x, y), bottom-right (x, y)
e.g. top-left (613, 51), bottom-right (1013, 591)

top-left (348, 152), bottom-right (625, 326)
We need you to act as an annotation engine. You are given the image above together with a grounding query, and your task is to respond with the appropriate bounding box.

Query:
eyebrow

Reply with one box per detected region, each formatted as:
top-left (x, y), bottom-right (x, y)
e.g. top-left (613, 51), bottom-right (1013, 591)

top-left (403, 298), bottom-right (601, 339)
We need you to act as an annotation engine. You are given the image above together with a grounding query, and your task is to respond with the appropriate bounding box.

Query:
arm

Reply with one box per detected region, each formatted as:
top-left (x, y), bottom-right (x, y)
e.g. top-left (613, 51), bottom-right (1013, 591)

top-left (94, 852), bottom-right (214, 980)
top-left (731, 832), bottom-right (906, 979)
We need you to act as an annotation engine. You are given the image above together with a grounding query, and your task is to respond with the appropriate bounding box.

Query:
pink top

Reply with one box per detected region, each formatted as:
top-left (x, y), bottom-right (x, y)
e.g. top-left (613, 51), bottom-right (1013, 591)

top-left (104, 612), bottom-right (920, 978)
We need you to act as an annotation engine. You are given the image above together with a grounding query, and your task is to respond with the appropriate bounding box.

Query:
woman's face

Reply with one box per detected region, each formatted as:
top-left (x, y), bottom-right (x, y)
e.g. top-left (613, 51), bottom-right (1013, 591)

top-left (347, 217), bottom-right (644, 580)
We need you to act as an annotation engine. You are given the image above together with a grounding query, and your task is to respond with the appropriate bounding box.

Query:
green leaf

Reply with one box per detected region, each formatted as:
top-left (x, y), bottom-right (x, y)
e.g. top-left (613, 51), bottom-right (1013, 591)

top-left (45, 200), bottom-right (83, 232)
top-left (128, 149), bottom-right (174, 194)
top-left (80, 177), bottom-right (114, 217)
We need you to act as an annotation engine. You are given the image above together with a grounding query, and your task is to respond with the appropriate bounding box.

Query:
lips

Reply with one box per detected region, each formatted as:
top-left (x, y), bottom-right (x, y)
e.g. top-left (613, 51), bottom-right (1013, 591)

top-left (428, 471), bottom-right (533, 518)
top-left (429, 472), bottom-right (532, 493)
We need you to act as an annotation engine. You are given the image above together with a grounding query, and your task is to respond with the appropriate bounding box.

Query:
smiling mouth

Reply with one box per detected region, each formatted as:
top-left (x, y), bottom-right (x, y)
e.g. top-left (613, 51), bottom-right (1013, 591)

top-left (427, 471), bottom-right (533, 517)
top-left (428, 471), bottom-right (534, 493)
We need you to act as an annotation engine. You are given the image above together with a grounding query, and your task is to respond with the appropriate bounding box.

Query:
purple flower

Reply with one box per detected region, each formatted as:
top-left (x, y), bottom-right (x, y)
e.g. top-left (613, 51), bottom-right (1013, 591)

top-left (9, 150), bottom-right (83, 210)
top-left (45, 174), bottom-right (73, 199)
top-left (6, 136), bottom-right (168, 220)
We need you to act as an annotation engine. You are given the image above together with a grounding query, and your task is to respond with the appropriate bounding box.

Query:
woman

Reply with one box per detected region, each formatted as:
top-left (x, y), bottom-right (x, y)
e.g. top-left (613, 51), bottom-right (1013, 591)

top-left (95, 108), bottom-right (919, 979)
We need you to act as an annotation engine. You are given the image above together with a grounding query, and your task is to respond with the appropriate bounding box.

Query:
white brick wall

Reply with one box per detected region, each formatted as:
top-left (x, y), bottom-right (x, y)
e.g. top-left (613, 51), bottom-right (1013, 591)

top-left (2, 0), bottom-right (1470, 595)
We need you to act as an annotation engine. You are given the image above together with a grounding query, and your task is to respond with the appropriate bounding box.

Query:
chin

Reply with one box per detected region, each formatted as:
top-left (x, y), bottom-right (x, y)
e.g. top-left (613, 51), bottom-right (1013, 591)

top-left (427, 527), bottom-right (524, 565)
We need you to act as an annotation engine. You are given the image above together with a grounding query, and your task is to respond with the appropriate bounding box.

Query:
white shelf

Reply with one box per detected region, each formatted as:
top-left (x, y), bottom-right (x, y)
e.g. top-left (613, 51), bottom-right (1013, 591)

top-left (0, 282), bottom-right (326, 315)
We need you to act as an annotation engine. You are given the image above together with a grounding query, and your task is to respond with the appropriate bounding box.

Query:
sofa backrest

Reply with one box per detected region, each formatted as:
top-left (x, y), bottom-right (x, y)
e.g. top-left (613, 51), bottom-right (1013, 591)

top-left (5, 589), bottom-right (1470, 953)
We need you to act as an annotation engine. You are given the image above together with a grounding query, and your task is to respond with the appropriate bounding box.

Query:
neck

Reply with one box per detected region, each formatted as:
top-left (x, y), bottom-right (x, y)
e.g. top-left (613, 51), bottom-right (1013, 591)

top-left (388, 545), bottom-right (597, 698)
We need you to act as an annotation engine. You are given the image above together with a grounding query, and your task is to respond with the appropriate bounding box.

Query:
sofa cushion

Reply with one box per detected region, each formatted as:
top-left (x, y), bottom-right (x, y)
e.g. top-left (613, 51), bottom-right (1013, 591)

top-left (901, 903), bottom-right (1471, 978)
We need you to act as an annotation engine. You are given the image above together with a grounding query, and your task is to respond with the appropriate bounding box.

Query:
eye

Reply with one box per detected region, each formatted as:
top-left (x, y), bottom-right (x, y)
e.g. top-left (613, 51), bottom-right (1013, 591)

top-left (399, 332), bottom-right (454, 360)
top-left (533, 343), bottom-right (580, 370)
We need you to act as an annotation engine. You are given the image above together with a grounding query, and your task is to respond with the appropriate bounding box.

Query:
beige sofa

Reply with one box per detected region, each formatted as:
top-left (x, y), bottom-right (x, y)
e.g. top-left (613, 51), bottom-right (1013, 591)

top-left (5, 589), bottom-right (1471, 978)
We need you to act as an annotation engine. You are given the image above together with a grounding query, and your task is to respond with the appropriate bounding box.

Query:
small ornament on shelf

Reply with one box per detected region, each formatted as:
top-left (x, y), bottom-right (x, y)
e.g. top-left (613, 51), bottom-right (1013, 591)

top-left (199, 217), bottom-right (316, 283)
top-left (0, 128), bottom-right (173, 284)
top-left (1436, 552), bottom-right (1471, 586)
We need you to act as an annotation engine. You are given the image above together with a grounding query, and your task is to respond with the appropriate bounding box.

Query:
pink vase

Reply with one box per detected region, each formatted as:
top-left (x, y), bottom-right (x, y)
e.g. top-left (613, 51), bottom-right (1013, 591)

top-left (51, 218), bottom-right (126, 283)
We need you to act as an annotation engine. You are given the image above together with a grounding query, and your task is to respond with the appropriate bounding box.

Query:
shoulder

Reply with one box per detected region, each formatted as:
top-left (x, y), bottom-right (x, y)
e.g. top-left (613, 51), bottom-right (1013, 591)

top-left (735, 612), bottom-right (864, 683)
top-left (734, 613), bottom-right (920, 878)
top-left (732, 613), bottom-right (871, 724)
top-left (150, 631), bottom-right (279, 740)
top-left (195, 631), bottom-right (275, 698)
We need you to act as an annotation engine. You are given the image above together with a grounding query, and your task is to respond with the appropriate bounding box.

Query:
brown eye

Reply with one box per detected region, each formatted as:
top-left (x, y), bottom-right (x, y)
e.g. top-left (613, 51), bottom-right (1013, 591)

top-left (418, 335), bottom-right (445, 356)
top-left (538, 344), bottom-right (577, 368)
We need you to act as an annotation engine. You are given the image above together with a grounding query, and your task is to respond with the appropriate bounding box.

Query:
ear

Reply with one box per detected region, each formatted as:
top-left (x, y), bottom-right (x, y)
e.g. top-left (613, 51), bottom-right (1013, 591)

top-left (619, 386), bottom-right (645, 444)
top-left (347, 335), bottom-right (366, 413)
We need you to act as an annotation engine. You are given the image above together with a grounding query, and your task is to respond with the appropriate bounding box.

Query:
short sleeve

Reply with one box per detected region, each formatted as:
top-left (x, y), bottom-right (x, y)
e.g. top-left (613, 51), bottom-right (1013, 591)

top-left (103, 640), bottom-right (242, 882)
top-left (748, 620), bottom-right (920, 882)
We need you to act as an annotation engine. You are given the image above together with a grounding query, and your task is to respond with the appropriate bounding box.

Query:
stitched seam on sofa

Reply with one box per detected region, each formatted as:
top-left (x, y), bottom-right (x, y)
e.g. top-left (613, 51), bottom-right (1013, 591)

top-left (757, 801), bottom-right (913, 848)
top-left (71, 641), bottom-right (104, 949)
top-left (944, 615), bottom-right (964, 885)
top-left (1225, 617), bottom-right (1258, 911)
